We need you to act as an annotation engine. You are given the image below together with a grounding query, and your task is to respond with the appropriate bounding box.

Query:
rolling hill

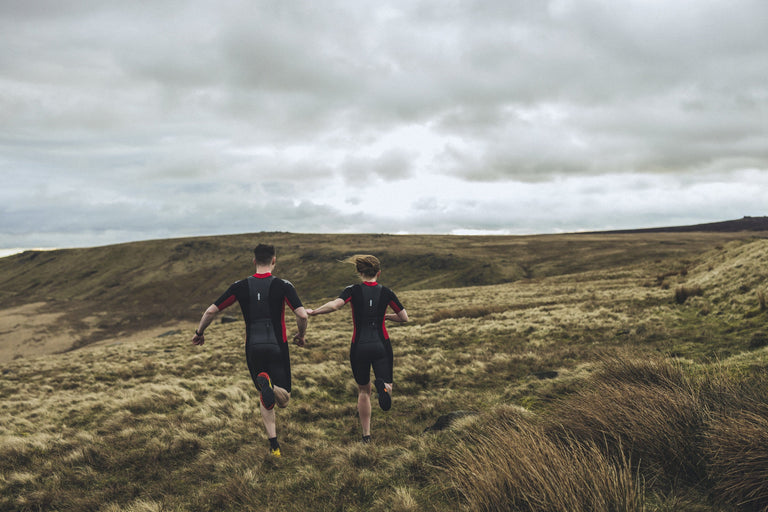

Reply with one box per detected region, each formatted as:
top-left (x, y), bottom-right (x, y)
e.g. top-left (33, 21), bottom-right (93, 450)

top-left (0, 218), bottom-right (766, 362)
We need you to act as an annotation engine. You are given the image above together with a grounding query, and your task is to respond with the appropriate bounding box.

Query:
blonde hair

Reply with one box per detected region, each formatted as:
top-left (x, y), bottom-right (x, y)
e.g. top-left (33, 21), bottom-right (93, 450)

top-left (342, 254), bottom-right (381, 278)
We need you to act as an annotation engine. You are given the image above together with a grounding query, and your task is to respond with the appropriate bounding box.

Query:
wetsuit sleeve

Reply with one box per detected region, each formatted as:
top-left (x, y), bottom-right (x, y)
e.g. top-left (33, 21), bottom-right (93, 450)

top-left (338, 285), bottom-right (355, 304)
top-left (281, 280), bottom-right (303, 310)
top-left (385, 288), bottom-right (404, 312)
top-left (213, 281), bottom-right (241, 311)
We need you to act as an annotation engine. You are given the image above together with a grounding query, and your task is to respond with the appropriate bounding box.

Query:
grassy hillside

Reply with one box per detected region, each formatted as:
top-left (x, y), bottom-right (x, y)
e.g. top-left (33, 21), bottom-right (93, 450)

top-left (0, 229), bottom-right (762, 359)
top-left (1, 231), bottom-right (768, 510)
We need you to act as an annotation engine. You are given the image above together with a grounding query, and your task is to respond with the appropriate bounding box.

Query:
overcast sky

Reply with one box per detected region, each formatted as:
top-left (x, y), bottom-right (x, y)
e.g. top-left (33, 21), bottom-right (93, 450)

top-left (1, 0), bottom-right (767, 254)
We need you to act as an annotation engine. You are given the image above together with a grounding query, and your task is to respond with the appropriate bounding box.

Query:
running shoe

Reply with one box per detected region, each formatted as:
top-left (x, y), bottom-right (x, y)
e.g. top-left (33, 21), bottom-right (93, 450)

top-left (374, 378), bottom-right (391, 411)
top-left (270, 447), bottom-right (282, 458)
top-left (362, 435), bottom-right (372, 444)
top-left (256, 372), bottom-right (275, 410)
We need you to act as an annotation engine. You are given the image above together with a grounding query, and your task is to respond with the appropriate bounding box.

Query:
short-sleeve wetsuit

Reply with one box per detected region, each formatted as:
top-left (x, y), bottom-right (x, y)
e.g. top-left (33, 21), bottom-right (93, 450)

top-left (338, 282), bottom-right (405, 385)
top-left (214, 272), bottom-right (303, 393)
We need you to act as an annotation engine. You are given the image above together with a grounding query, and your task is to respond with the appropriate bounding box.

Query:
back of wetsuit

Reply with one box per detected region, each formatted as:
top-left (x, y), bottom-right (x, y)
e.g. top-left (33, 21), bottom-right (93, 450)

top-left (358, 284), bottom-right (383, 344)
top-left (246, 276), bottom-right (279, 345)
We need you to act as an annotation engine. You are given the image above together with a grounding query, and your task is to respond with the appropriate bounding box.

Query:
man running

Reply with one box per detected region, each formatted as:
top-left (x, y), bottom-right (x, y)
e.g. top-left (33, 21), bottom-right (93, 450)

top-left (307, 254), bottom-right (408, 443)
top-left (192, 243), bottom-right (308, 457)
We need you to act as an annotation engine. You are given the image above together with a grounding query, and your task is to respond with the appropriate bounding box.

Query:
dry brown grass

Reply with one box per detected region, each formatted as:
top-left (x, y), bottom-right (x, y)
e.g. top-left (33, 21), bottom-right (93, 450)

top-left (448, 414), bottom-right (644, 512)
top-left (548, 356), bottom-right (768, 508)
top-left (704, 410), bottom-right (768, 511)
top-left (445, 355), bottom-right (768, 512)
top-left (544, 359), bottom-right (705, 485)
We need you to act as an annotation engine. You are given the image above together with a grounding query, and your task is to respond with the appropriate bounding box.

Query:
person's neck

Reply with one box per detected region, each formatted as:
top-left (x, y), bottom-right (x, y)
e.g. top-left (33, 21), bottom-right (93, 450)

top-left (255, 266), bottom-right (273, 275)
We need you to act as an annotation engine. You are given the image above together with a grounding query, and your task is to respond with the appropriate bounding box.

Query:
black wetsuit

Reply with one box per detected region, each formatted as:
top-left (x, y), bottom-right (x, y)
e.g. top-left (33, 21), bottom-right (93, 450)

top-left (214, 272), bottom-right (303, 393)
top-left (338, 282), bottom-right (405, 385)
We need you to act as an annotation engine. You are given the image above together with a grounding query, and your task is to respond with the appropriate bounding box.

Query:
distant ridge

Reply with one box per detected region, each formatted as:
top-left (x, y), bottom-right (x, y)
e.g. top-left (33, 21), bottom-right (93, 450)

top-left (593, 216), bottom-right (768, 234)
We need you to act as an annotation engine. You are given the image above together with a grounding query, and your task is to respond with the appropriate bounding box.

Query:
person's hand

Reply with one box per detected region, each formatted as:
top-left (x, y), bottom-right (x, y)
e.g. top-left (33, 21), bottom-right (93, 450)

top-left (192, 330), bottom-right (205, 346)
top-left (305, 308), bottom-right (315, 316)
top-left (293, 333), bottom-right (306, 347)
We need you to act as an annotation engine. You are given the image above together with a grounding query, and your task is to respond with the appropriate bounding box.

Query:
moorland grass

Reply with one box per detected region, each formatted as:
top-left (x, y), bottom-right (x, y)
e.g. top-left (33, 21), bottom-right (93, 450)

top-left (449, 356), bottom-right (768, 512)
top-left (448, 419), bottom-right (644, 512)
top-left (0, 231), bottom-right (760, 356)
top-left (1, 237), bottom-right (768, 511)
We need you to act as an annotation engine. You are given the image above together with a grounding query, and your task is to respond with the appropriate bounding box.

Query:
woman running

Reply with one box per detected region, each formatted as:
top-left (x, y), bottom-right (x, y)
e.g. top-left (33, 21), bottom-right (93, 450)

top-left (307, 255), bottom-right (408, 443)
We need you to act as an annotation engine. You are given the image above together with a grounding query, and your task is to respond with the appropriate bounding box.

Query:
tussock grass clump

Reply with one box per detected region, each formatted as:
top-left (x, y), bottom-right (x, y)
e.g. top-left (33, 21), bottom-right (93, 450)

top-left (704, 410), bottom-right (768, 511)
top-left (448, 417), bottom-right (643, 512)
top-left (546, 376), bottom-right (704, 484)
top-left (540, 358), bottom-right (768, 506)
top-left (675, 284), bottom-right (704, 304)
top-left (448, 357), bottom-right (768, 511)
top-left (593, 356), bottom-right (690, 390)
top-left (545, 358), bottom-right (704, 483)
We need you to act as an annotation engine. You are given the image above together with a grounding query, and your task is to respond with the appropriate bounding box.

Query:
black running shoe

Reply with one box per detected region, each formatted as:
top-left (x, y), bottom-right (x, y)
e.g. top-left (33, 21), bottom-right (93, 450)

top-left (374, 378), bottom-right (391, 411)
top-left (269, 437), bottom-right (281, 457)
top-left (256, 372), bottom-right (275, 410)
top-left (362, 435), bottom-right (372, 444)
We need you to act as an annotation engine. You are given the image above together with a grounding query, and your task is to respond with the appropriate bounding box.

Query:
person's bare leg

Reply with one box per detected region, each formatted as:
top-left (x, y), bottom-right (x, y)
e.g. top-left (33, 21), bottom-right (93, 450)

top-left (261, 402), bottom-right (277, 438)
top-left (274, 386), bottom-right (290, 408)
top-left (358, 383), bottom-right (372, 437)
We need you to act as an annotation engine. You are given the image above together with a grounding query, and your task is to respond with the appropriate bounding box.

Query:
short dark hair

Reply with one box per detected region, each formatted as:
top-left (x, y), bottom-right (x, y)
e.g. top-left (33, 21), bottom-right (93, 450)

top-left (253, 244), bottom-right (276, 265)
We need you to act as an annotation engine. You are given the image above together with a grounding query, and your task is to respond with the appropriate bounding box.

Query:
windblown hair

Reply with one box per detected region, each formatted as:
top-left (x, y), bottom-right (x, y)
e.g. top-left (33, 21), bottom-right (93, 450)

top-left (253, 244), bottom-right (276, 265)
top-left (343, 254), bottom-right (381, 278)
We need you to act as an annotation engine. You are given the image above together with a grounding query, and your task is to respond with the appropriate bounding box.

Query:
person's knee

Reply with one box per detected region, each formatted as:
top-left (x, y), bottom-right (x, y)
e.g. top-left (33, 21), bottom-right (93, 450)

top-left (358, 383), bottom-right (372, 395)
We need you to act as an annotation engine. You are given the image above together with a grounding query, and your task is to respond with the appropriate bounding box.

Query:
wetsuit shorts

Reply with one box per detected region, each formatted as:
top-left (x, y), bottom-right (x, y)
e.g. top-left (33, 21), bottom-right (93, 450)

top-left (246, 343), bottom-right (291, 392)
top-left (350, 339), bottom-right (393, 386)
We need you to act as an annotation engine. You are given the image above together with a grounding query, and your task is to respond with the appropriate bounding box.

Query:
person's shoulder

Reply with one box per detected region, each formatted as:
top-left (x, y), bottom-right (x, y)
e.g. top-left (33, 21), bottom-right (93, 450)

top-left (221, 277), bottom-right (249, 295)
top-left (381, 285), bottom-right (400, 298)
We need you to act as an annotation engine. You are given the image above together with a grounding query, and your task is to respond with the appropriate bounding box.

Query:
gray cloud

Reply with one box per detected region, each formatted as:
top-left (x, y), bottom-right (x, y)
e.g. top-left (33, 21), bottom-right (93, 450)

top-left (1, 0), bottom-right (766, 250)
top-left (341, 149), bottom-right (414, 185)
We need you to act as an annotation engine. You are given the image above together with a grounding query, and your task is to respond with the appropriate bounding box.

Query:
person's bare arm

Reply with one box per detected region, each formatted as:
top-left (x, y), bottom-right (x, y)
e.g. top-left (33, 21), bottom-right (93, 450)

top-left (307, 298), bottom-right (345, 316)
top-left (385, 308), bottom-right (409, 323)
top-left (293, 306), bottom-right (309, 346)
top-left (192, 304), bottom-right (220, 345)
